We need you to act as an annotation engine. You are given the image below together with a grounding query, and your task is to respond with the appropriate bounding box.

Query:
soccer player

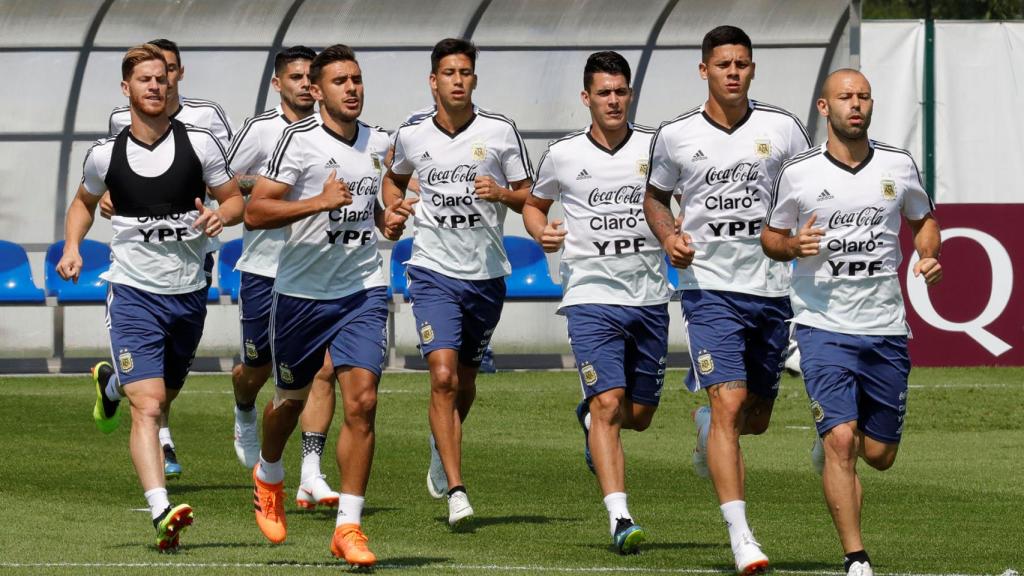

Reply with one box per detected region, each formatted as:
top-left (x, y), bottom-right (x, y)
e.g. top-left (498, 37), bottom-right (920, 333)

top-left (644, 25), bottom-right (812, 574)
top-left (59, 44), bottom-right (243, 550)
top-left (381, 38), bottom-right (533, 527)
top-left (96, 37), bottom-right (235, 480)
top-left (762, 69), bottom-right (941, 576)
top-left (523, 51), bottom-right (671, 554)
top-left (244, 44), bottom-right (413, 566)
top-left (226, 45), bottom-right (341, 510)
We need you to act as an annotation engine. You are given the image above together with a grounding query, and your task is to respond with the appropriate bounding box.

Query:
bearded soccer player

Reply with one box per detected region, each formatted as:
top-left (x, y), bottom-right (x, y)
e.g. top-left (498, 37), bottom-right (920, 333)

top-left (61, 44), bottom-right (243, 551)
top-left (381, 38), bottom-right (533, 528)
top-left (245, 44), bottom-right (413, 566)
top-left (95, 37), bottom-right (235, 480)
top-left (762, 69), bottom-right (941, 576)
top-left (644, 26), bottom-right (812, 574)
top-left (524, 51), bottom-right (671, 554)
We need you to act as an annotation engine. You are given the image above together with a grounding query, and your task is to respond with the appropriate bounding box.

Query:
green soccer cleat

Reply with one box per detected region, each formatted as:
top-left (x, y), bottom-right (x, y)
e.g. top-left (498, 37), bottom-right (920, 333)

top-left (154, 503), bottom-right (194, 552)
top-left (91, 362), bottom-right (121, 434)
top-left (612, 517), bottom-right (646, 555)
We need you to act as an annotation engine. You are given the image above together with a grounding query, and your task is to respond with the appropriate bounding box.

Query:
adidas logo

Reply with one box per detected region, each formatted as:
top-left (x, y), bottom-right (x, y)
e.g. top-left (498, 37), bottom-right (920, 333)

top-left (691, 150), bottom-right (708, 162)
top-left (324, 158), bottom-right (340, 169)
top-left (817, 189), bottom-right (835, 201)
top-left (576, 168), bottom-right (591, 180)
top-left (420, 150), bottom-right (432, 161)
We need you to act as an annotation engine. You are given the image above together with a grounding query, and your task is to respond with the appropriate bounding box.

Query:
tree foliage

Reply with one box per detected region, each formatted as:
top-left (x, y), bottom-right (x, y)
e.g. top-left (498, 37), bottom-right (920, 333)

top-left (864, 0), bottom-right (1024, 19)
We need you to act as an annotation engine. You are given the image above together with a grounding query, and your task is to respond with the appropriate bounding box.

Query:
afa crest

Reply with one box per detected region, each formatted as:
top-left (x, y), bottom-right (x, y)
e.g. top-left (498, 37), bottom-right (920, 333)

top-left (471, 142), bottom-right (487, 162)
top-left (244, 339), bottom-right (258, 360)
top-left (636, 159), bottom-right (649, 176)
top-left (118, 349), bottom-right (134, 373)
top-left (696, 351), bottom-right (714, 375)
top-left (754, 139), bottom-right (771, 159)
top-left (810, 400), bottom-right (825, 423)
top-left (371, 154), bottom-right (382, 171)
top-left (420, 322), bottom-right (435, 345)
top-left (881, 178), bottom-right (897, 201)
top-left (278, 363), bottom-right (294, 385)
top-left (580, 362), bottom-right (598, 386)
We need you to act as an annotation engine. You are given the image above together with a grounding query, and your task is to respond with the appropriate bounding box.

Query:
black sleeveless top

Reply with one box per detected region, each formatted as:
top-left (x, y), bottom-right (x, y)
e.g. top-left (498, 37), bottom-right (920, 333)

top-left (105, 119), bottom-right (206, 218)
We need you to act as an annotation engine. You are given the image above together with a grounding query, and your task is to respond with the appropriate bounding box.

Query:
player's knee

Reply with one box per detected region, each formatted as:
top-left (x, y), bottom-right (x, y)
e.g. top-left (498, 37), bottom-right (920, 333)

top-left (744, 416), bottom-right (771, 435)
top-left (346, 389), bottom-right (378, 419)
top-left (131, 397), bottom-right (162, 421)
top-left (590, 391), bottom-right (624, 422)
top-left (823, 425), bottom-right (857, 461)
top-left (630, 412), bottom-right (654, 432)
top-left (430, 364), bottom-right (457, 391)
top-left (864, 445), bottom-right (898, 471)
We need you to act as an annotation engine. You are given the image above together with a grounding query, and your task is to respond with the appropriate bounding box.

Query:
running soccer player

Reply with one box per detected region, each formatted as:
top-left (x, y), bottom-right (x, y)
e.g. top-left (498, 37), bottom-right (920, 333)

top-left (95, 37), bottom-right (235, 480)
top-left (381, 38), bottom-right (533, 528)
top-left (226, 45), bottom-right (341, 510)
top-left (644, 25), bottom-right (811, 574)
top-left (523, 51), bottom-right (671, 554)
top-left (59, 44), bottom-right (243, 551)
top-left (245, 44), bottom-right (413, 566)
top-left (762, 69), bottom-right (941, 576)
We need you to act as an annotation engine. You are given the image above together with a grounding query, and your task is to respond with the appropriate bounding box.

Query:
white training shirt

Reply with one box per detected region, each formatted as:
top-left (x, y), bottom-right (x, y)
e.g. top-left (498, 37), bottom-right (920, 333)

top-left (766, 140), bottom-right (935, 335)
top-left (110, 96), bottom-right (234, 254)
top-left (531, 125), bottom-right (672, 310)
top-left (227, 105), bottom-right (295, 278)
top-left (81, 125), bottom-right (232, 294)
top-left (391, 108), bottom-right (533, 280)
top-left (261, 116), bottom-right (390, 300)
top-left (647, 100), bottom-right (811, 296)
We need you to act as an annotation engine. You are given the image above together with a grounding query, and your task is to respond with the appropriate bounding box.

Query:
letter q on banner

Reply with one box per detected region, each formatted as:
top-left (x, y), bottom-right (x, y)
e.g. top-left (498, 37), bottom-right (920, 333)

top-left (906, 227), bottom-right (1014, 356)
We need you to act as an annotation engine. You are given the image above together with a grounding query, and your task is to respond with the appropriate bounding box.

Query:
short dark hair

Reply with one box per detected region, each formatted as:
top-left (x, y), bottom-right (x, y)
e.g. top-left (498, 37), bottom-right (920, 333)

top-left (701, 26), bottom-right (752, 62)
top-left (274, 45), bottom-right (316, 76)
top-left (121, 43), bottom-right (166, 81)
top-left (148, 38), bottom-right (181, 67)
top-left (583, 51), bottom-right (631, 90)
top-left (431, 38), bottom-right (477, 73)
top-left (309, 44), bottom-right (357, 83)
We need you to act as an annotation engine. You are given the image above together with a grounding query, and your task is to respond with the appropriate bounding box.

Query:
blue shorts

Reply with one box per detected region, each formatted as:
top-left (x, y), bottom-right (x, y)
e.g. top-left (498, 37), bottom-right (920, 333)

top-left (682, 290), bottom-right (792, 399)
top-left (407, 265), bottom-right (505, 366)
top-left (565, 304), bottom-right (669, 407)
top-left (795, 325), bottom-right (910, 444)
top-left (271, 287), bottom-right (389, 390)
top-left (238, 272), bottom-right (274, 367)
top-left (106, 283), bottom-right (207, 389)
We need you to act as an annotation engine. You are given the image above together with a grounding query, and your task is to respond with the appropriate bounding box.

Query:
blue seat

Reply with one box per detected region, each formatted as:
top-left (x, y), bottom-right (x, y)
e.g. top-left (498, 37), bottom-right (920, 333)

top-left (503, 236), bottom-right (562, 299)
top-left (0, 240), bottom-right (46, 303)
top-left (389, 238), bottom-right (413, 299)
top-left (218, 238), bottom-right (243, 302)
top-left (44, 240), bottom-right (109, 303)
top-left (664, 254), bottom-right (680, 290)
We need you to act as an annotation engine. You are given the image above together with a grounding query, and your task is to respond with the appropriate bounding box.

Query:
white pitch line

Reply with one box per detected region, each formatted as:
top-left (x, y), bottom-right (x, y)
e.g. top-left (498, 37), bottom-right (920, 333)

top-left (0, 562), bottom-right (1012, 576)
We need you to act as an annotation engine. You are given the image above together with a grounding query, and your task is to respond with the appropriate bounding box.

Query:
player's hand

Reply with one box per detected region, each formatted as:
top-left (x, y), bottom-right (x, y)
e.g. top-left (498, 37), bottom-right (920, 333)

top-left (539, 219), bottom-right (567, 253)
top-left (192, 197), bottom-right (225, 237)
top-left (318, 169), bottom-right (352, 211)
top-left (665, 232), bottom-right (696, 269)
top-left (792, 214), bottom-right (825, 257)
top-left (913, 257), bottom-right (942, 285)
top-left (99, 191), bottom-right (115, 220)
top-left (56, 249), bottom-right (82, 283)
top-left (473, 176), bottom-right (504, 203)
top-left (383, 196), bottom-right (419, 240)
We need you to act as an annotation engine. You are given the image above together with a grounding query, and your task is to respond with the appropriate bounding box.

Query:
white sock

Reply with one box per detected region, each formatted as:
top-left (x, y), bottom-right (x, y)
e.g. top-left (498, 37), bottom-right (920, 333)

top-left (104, 378), bottom-right (122, 402)
top-left (301, 453), bottom-right (322, 484)
top-left (144, 487), bottom-right (170, 520)
top-left (721, 500), bottom-right (752, 548)
top-left (235, 405), bottom-right (257, 422)
top-left (336, 493), bottom-right (365, 526)
top-left (583, 411), bottom-right (591, 430)
top-left (257, 454), bottom-right (285, 484)
top-left (158, 427), bottom-right (174, 449)
top-left (603, 492), bottom-right (631, 536)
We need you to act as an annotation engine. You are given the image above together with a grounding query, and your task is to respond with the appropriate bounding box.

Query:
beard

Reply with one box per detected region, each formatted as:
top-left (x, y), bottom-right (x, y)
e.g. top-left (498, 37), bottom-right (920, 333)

top-left (130, 91), bottom-right (166, 118)
top-left (284, 93), bottom-right (315, 114)
top-left (829, 111), bottom-right (871, 141)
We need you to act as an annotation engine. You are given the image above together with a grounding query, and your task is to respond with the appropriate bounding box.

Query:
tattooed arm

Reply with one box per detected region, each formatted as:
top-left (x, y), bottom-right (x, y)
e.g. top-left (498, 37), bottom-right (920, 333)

top-left (644, 184), bottom-right (695, 269)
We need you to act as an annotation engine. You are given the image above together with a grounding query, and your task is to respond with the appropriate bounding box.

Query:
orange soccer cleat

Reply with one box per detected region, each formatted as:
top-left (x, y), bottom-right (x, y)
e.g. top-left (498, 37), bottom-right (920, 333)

top-left (252, 465), bottom-right (287, 543)
top-left (330, 523), bottom-right (377, 567)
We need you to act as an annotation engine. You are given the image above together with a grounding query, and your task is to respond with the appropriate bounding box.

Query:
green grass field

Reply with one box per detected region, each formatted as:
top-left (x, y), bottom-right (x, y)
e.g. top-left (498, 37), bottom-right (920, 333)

top-left (0, 368), bottom-right (1021, 575)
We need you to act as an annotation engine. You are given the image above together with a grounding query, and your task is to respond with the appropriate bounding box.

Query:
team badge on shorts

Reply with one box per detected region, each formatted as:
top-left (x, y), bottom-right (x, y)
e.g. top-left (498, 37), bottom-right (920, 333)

top-left (881, 178), bottom-right (897, 200)
top-left (755, 138), bottom-right (772, 159)
top-left (696, 350), bottom-right (714, 375)
top-left (244, 339), bottom-right (258, 360)
top-left (278, 363), bottom-right (294, 385)
top-left (419, 322), bottom-right (435, 345)
top-left (471, 142), bottom-right (487, 162)
top-left (580, 361), bottom-right (598, 386)
top-left (118, 349), bottom-right (134, 373)
top-left (636, 159), bottom-right (649, 176)
top-left (809, 399), bottom-right (825, 423)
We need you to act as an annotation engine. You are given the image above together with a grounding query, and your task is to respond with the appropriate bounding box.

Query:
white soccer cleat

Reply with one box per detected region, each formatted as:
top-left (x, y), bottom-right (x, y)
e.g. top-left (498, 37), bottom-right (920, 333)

top-left (811, 435), bottom-right (825, 476)
top-left (427, 434), bottom-right (448, 499)
top-left (692, 406), bottom-right (711, 479)
top-left (447, 490), bottom-right (474, 528)
top-left (295, 474), bottom-right (339, 510)
top-left (847, 561), bottom-right (874, 576)
top-left (733, 532), bottom-right (769, 575)
top-left (233, 406), bottom-right (260, 469)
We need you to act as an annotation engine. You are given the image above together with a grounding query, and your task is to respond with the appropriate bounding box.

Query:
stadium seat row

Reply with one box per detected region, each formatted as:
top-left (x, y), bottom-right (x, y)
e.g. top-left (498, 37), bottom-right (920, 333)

top-left (1, 237), bottom-right (674, 304)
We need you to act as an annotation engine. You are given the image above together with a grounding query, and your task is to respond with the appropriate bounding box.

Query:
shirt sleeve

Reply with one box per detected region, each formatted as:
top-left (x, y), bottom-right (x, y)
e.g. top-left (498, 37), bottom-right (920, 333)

top-left (261, 130), bottom-right (302, 186)
top-left (80, 142), bottom-right (109, 196)
top-left (206, 105), bottom-right (234, 148)
top-left (107, 108), bottom-right (127, 137)
top-left (529, 149), bottom-right (560, 200)
top-left (390, 129), bottom-right (415, 176)
top-left (766, 166), bottom-right (799, 230)
top-left (646, 127), bottom-right (681, 194)
top-left (499, 123), bottom-right (533, 182)
top-left (785, 116), bottom-right (812, 159)
top-left (226, 119), bottom-right (262, 176)
top-left (196, 131), bottom-right (232, 188)
top-left (901, 156), bottom-right (935, 220)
